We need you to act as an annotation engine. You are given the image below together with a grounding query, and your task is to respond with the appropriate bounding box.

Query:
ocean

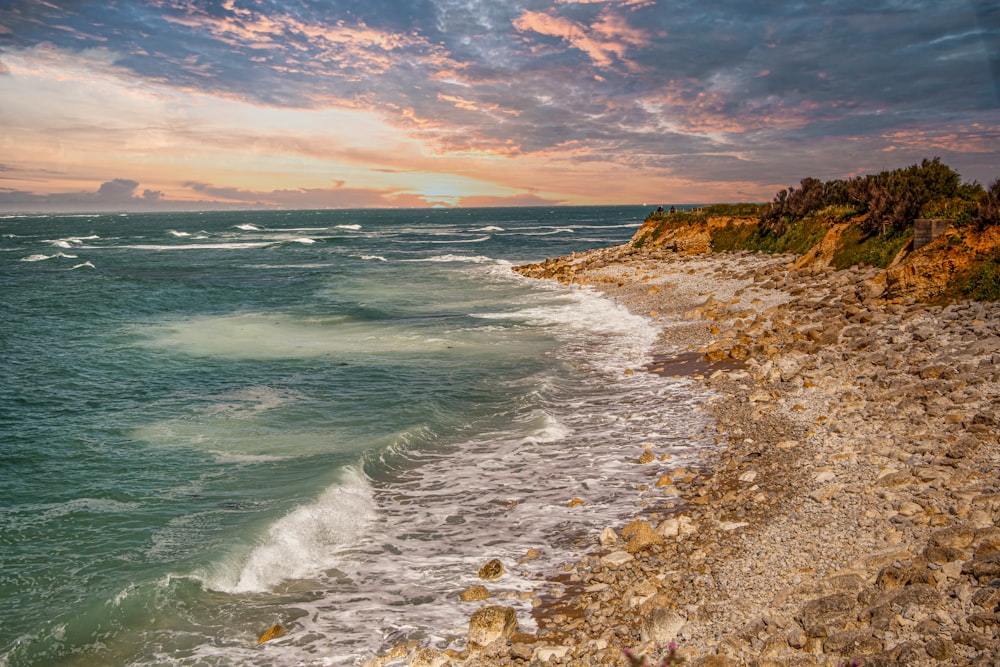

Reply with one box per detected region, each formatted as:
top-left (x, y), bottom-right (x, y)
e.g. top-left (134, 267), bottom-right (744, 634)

top-left (0, 207), bottom-right (713, 666)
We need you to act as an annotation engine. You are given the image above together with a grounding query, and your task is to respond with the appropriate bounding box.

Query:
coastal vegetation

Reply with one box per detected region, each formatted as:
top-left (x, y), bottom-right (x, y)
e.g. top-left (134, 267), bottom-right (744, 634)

top-left (637, 159), bottom-right (1000, 301)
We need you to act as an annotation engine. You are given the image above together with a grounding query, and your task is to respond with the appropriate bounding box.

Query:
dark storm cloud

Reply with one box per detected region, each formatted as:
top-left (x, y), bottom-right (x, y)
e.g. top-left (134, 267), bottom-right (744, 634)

top-left (0, 178), bottom-right (165, 211)
top-left (0, 0), bottom-right (996, 192)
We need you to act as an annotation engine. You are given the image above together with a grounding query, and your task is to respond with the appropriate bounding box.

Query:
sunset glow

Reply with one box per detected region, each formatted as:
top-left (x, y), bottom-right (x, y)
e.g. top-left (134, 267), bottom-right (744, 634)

top-left (0, 1), bottom-right (997, 211)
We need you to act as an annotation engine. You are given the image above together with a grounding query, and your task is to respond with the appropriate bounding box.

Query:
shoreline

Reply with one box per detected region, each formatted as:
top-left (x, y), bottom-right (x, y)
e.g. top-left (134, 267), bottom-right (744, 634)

top-left (368, 244), bottom-right (1000, 666)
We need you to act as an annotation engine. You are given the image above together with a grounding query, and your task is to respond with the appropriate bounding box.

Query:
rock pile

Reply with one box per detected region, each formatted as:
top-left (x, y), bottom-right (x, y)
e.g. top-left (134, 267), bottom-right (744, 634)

top-left (367, 244), bottom-right (999, 666)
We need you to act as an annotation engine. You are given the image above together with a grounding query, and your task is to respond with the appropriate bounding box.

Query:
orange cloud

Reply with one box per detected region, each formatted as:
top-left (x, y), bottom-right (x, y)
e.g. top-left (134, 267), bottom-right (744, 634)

top-left (513, 8), bottom-right (649, 71)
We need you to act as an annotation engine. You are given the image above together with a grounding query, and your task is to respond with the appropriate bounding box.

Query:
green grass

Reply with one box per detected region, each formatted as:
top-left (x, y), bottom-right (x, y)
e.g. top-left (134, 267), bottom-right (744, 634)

top-left (831, 225), bottom-right (913, 270)
top-left (709, 216), bottom-right (828, 255)
top-left (700, 203), bottom-right (766, 216)
top-left (954, 252), bottom-right (1000, 301)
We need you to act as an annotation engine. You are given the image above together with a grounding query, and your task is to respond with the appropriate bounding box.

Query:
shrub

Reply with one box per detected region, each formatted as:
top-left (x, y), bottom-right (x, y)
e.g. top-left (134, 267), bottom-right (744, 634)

top-left (977, 178), bottom-right (1000, 228)
top-left (955, 252), bottom-right (1000, 301)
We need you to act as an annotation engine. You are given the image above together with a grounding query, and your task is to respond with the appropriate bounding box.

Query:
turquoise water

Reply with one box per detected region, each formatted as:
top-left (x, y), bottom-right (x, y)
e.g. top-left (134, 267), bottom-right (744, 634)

top-left (0, 208), bottom-right (711, 666)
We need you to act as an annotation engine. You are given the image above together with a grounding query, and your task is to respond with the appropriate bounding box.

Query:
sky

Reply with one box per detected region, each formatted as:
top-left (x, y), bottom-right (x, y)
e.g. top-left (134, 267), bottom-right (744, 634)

top-left (0, 0), bottom-right (997, 211)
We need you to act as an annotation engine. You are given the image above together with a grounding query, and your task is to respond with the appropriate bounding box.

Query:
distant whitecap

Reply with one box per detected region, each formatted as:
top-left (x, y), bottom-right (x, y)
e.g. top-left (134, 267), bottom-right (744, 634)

top-left (235, 224), bottom-right (262, 231)
top-left (335, 224), bottom-right (362, 231)
top-left (71, 261), bottom-right (96, 270)
top-left (168, 230), bottom-right (192, 237)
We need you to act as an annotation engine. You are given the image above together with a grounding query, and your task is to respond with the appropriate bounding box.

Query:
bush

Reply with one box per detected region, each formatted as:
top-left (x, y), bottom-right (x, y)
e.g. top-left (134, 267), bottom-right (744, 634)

top-left (759, 158), bottom-right (976, 236)
top-left (977, 179), bottom-right (1000, 227)
top-left (955, 252), bottom-right (1000, 301)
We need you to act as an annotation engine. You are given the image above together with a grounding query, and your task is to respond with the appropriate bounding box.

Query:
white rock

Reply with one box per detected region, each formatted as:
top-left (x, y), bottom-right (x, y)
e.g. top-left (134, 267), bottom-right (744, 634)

top-left (533, 646), bottom-right (571, 662)
top-left (718, 521), bottom-right (749, 531)
top-left (601, 551), bottom-right (634, 567)
top-left (640, 608), bottom-right (686, 644)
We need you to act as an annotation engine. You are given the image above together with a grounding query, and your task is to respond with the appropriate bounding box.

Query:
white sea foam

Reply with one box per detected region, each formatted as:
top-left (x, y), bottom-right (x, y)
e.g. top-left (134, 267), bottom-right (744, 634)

top-left (20, 252), bottom-right (77, 262)
top-left (513, 227), bottom-right (575, 236)
top-left (425, 235), bottom-right (490, 244)
top-left (358, 254), bottom-right (388, 262)
top-left (70, 261), bottom-right (95, 270)
top-left (120, 242), bottom-right (273, 251)
top-left (479, 287), bottom-right (659, 372)
top-left (42, 235), bottom-right (99, 248)
top-left (138, 312), bottom-right (481, 359)
top-left (235, 224), bottom-right (262, 231)
top-left (291, 237), bottom-right (316, 244)
top-left (474, 225), bottom-right (505, 232)
top-left (207, 467), bottom-right (376, 593)
top-left (168, 230), bottom-right (192, 238)
top-left (411, 254), bottom-right (495, 263)
top-left (335, 224), bottom-right (362, 231)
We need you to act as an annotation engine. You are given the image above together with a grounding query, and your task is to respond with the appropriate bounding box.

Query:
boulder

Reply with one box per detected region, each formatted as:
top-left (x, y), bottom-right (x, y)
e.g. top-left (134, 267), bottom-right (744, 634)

top-left (478, 558), bottom-right (505, 581)
top-left (257, 623), bottom-right (287, 644)
top-left (460, 585), bottom-right (490, 602)
top-left (640, 607), bottom-right (686, 644)
top-left (407, 647), bottom-right (452, 667)
top-left (621, 520), bottom-right (664, 552)
top-left (468, 606), bottom-right (519, 651)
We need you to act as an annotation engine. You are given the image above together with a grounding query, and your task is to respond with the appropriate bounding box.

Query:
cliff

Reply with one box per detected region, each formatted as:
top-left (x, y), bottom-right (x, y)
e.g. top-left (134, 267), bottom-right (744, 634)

top-left (627, 211), bottom-right (1000, 303)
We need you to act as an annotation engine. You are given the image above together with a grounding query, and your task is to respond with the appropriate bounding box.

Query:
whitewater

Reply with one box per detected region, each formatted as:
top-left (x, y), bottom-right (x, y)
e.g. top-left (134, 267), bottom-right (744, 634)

top-left (0, 207), bottom-right (713, 666)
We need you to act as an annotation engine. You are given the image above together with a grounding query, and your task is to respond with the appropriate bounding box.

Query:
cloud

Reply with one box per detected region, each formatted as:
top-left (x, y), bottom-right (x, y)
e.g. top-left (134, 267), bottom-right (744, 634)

top-left (512, 7), bottom-right (649, 71)
top-left (0, 0), bottom-right (996, 206)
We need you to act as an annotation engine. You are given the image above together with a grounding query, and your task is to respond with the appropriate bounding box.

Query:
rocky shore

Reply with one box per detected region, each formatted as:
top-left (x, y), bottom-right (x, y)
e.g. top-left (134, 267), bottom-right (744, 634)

top-left (366, 243), bottom-right (1000, 667)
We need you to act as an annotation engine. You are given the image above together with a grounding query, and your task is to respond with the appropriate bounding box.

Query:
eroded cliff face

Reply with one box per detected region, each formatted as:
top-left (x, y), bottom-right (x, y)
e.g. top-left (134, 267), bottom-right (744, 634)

top-left (882, 226), bottom-right (1000, 302)
top-left (625, 214), bottom-right (1000, 303)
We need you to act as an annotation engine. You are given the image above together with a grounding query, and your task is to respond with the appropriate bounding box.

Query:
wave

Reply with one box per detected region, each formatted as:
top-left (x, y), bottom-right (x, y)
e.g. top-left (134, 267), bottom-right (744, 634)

top-left (358, 254), bottom-right (388, 262)
top-left (42, 235), bottom-right (100, 248)
top-left (512, 228), bottom-right (575, 236)
top-left (20, 252), bottom-right (78, 262)
top-left (291, 238), bottom-right (316, 245)
top-left (473, 226), bottom-right (505, 232)
top-left (409, 254), bottom-right (496, 264)
top-left (478, 287), bottom-right (659, 372)
top-left (119, 242), bottom-right (273, 251)
top-left (234, 224), bottom-right (262, 231)
top-left (204, 467), bottom-right (376, 593)
top-left (70, 261), bottom-right (96, 270)
top-left (168, 230), bottom-right (192, 238)
top-left (424, 235), bottom-right (491, 244)
top-left (335, 224), bottom-right (362, 231)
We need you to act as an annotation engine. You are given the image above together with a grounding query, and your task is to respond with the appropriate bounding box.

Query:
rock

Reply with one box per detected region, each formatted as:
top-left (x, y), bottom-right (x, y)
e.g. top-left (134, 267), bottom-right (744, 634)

top-left (257, 623), bottom-right (287, 644)
top-left (407, 647), bottom-right (451, 667)
top-left (823, 627), bottom-right (881, 655)
top-left (460, 585), bottom-right (490, 602)
top-left (963, 551), bottom-right (1000, 582)
top-left (467, 606), bottom-right (518, 651)
top-left (599, 526), bottom-right (619, 547)
top-left (621, 520), bottom-right (664, 552)
top-left (533, 645), bottom-right (571, 661)
top-left (364, 644), bottom-right (409, 667)
top-left (639, 448), bottom-right (656, 464)
top-left (799, 593), bottom-right (857, 638)
top-left (567, 497), bottom-right (585, 507)
top-left (640, 607), bottom-right (686, 644)
top-left (718, 521), bottom-right (749, 531)
top-left (601, 550), bottom-right (634, 567)
top-left (657, 515), bottom-right (695, 537)
top-left (478, 559), bottom-right (505, 581)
